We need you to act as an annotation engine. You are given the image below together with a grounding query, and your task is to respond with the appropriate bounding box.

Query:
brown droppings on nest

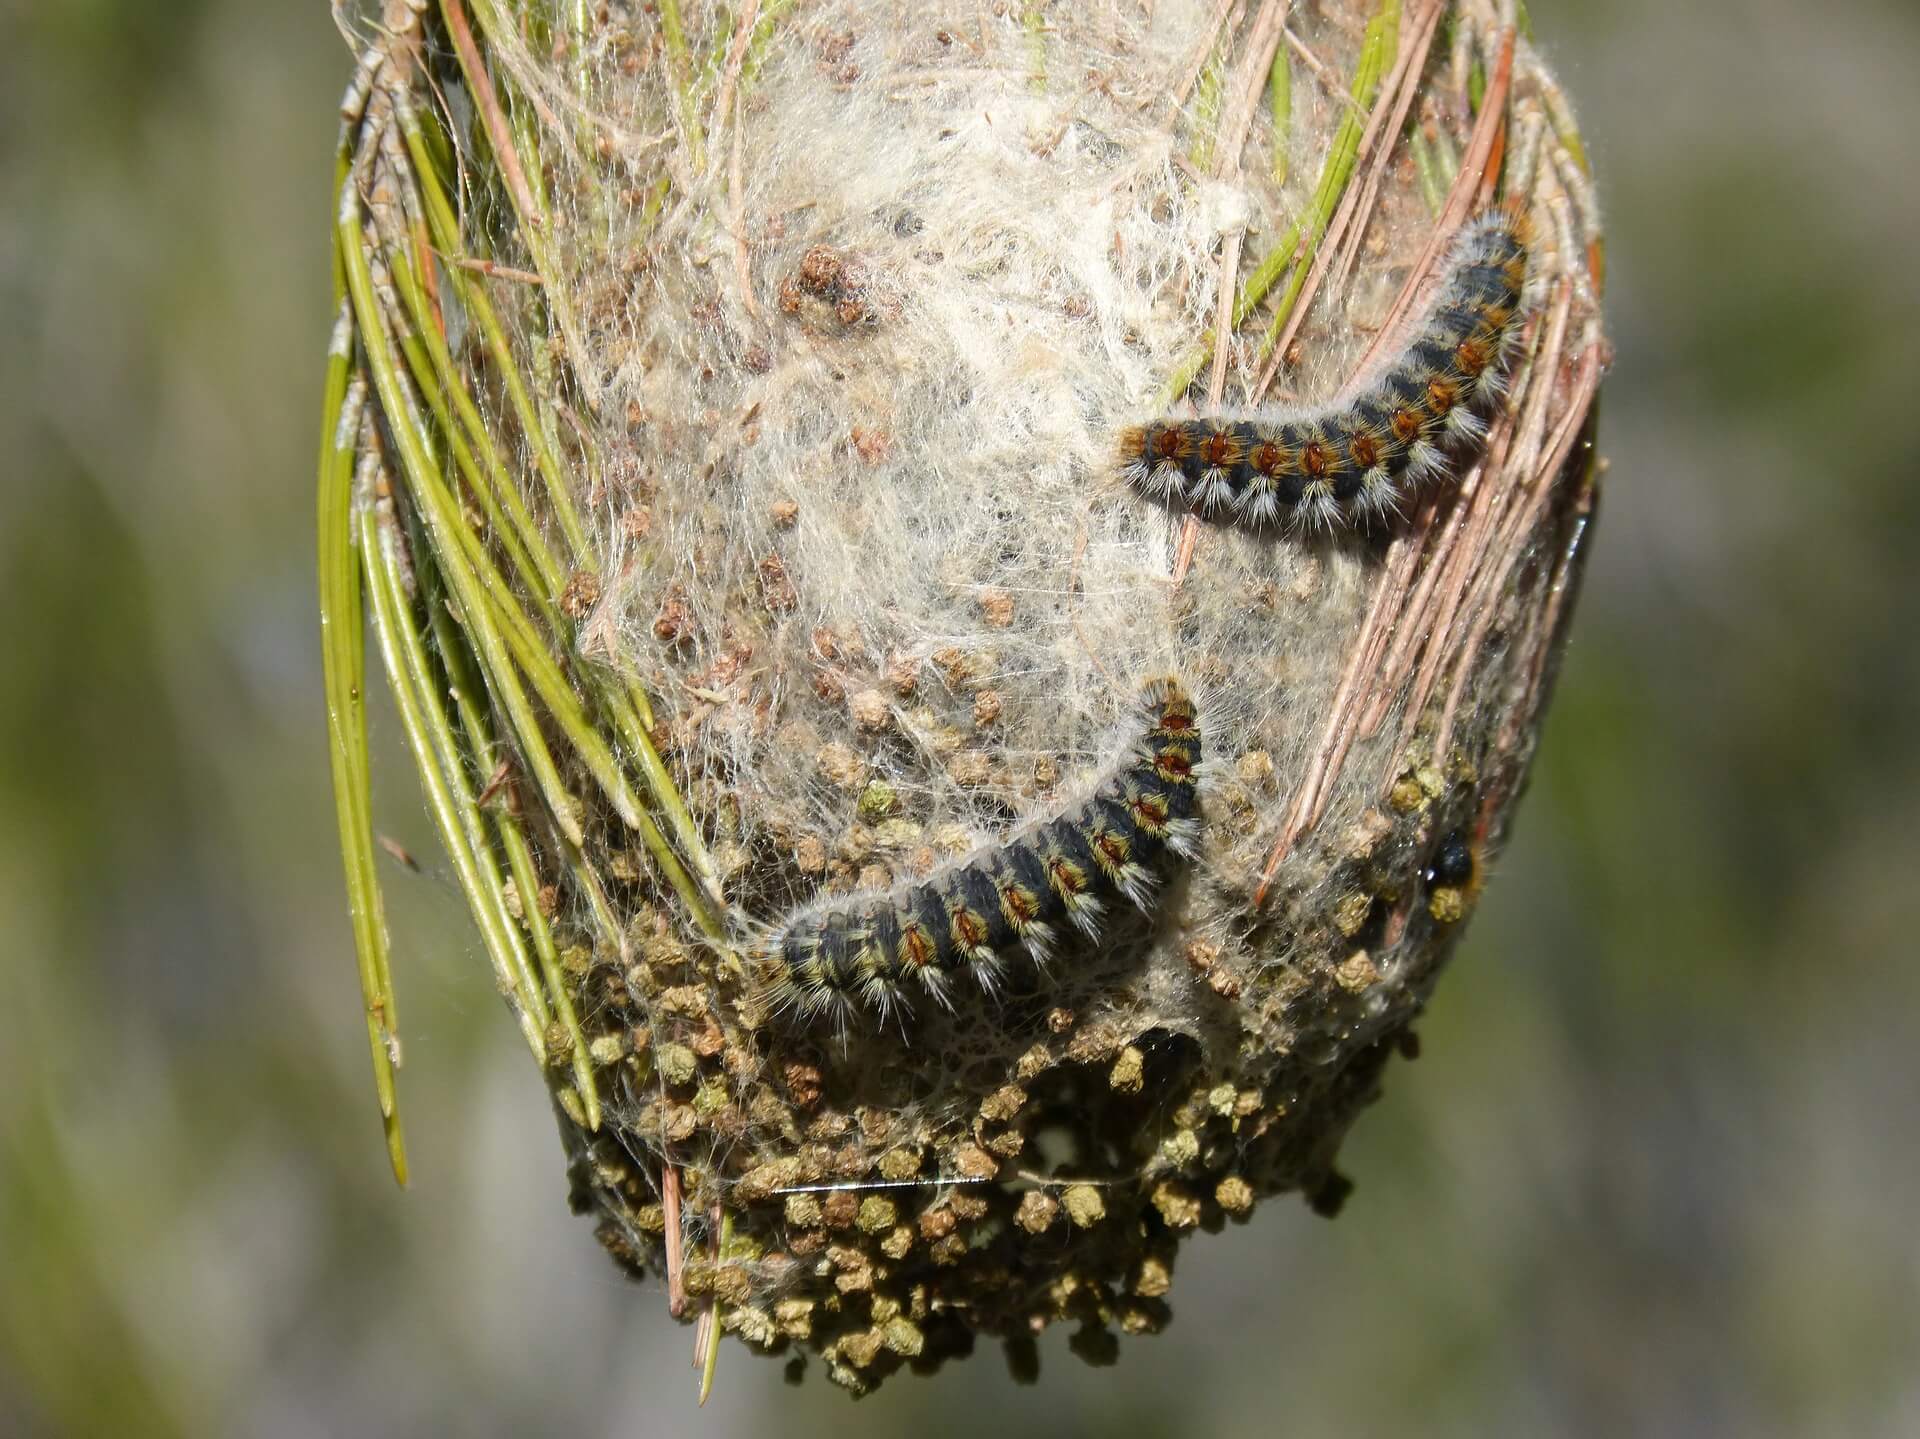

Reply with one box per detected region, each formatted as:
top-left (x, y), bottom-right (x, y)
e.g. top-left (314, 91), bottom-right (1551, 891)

top-left (759, 553), bottom-right (799, 613)
top-left (559, 569), bottom-right (602, 619)
top-left (847, 688), bottom-right (891, 733)
top-left (1132, 1255), bottom-right (1172, 1298)
top-left (1335, 951), bottom-right (1381, 993)
top-left (953, 1144), bottom-right (998, 1181)
top-left (978, 1085), bottom-right (1026, 1124)
top-left (1214, 1176), bottom-right (1255, 1216)
top-left (653, 585), bottom-right (693, 644)
top-left (883, 652), bottom-right (920, 696)
top-left (799, 244), bottom-right (843, 290)
top-left (822, 1190), bottom-right (859, 1231)
top-left (787, 241), bottom-right (887, 326)
top-left (1333, 890), bottom-right (1374, 938)
top-left (1236, 748), bottom-right (1276, 791)
top-left (946, 750), bottom-right (993, 787)
top-left (1388, 775), bottom-right (1427, 814)
top-left (1207, 966), bottom-right (1244, 1001)
top-left (810, 665), bottom-right (847, 704)
top-left (849, 424), bottom-right (891, 464)
top-left (1015, 1044), bottom-right (1053, 1081)
top-left (855, 1196), bottom-right (897, 1234)
top-left (1062, 1185), bottom-right (1107, 1228)
top-left (928, 645), bottom-right (976, 685)
top-left (1014, 1191), bottom-right (1060, 1234)
top-left (656, 1043), bottom-right (697, 1086)
top-left (1150, 1181), bottom-right (1203, 1229)
top-left (975, 587), bottom-right (1015, 628)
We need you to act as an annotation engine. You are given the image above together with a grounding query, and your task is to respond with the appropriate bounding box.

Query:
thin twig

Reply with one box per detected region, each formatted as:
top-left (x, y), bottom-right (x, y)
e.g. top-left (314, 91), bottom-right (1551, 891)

top-left (1327, 2), bottom-right (1445, 301)
top-left (1173, 0), bottom-right (1291, 589)
top-left (1251, 1), bottom-right (1438, 401)
top-left (695, 1203), bottom-right (727, 1402)
top-left (441, 0), bottom-right (541, 231)
top-left (1171, 0), bottom-right (1244, 108)
top-left (1214, 1), bottom-right (1292, 174)
top-left (449, 256), bottom-right (543, 285)
top-left (1503, 464), bottom-right (1597, 753)
top-left (1281, 27), bottom-right (1369, 118)
top-left (709, 0), bottom-right (761, 172)
top-left (1357, 484), bottom-right (1474, 738)
top-left (1351, 20), bottom-right (1514, 377)
top-left (1403, 277), bottom-right (1572, 747)
top-left (1251, 523), bottom-right (1418, 906)
top-left (664, 1164), bottom-right (687, 1317)
top-left (1433, 342), bottom-right (1600, 758)
top-left (730, 90), bottom-right (759, 318)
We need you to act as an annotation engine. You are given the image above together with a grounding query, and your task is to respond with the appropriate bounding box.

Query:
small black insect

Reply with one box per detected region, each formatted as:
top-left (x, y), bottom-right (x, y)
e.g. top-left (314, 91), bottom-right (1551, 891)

top-left (1424, 829), bottom-right (1475, 889)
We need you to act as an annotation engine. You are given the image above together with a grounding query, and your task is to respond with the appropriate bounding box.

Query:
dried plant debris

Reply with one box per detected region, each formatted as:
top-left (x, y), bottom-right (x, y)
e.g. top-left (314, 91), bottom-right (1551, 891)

top-left (323, 0), bottom-right (1606, 1397)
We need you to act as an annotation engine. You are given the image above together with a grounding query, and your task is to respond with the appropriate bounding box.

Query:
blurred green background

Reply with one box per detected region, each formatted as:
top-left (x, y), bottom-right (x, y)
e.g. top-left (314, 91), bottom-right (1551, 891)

top-left (4, 1), bottom-right (1918, 1434)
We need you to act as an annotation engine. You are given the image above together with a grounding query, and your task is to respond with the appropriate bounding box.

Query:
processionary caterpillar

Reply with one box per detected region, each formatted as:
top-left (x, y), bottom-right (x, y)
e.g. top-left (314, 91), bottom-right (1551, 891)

top-left (762, 679), bottom-right (1202, 1031)
top-left (1118, 210), bottom-right (1530, 531)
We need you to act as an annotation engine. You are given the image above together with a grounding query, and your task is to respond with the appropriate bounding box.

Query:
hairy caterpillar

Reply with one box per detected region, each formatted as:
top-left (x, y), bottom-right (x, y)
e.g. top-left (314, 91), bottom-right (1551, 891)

top-left (1118, 210), bottom-right (1530, 530)
top-left (762, 680), bottom-right (1203, 1030)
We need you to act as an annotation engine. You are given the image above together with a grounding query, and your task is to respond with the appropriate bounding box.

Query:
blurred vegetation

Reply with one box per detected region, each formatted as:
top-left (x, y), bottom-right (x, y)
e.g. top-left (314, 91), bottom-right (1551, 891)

top-left (3, 1), bottom-right (1917, 1434)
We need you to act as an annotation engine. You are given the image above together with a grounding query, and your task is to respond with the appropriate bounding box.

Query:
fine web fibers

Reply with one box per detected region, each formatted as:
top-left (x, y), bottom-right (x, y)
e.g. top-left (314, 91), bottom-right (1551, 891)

top-left (571, 3), bottom-right (1407, 903)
